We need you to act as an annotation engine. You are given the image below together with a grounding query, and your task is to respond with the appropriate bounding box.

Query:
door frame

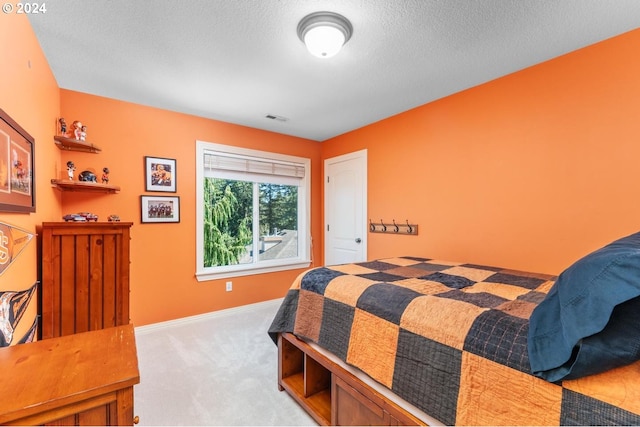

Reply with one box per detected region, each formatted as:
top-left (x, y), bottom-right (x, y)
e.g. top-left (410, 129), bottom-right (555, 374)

top-left (324, 149), bottom-right (368, 265)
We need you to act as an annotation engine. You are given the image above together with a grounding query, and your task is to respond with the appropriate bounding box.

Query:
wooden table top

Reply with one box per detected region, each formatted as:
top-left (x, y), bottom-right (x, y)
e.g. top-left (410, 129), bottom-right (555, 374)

top-left (0, 324), bottom-right (140, 423)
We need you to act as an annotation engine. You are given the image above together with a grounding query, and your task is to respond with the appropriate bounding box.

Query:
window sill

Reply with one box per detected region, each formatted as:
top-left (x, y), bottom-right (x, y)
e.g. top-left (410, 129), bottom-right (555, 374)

top-left (195, 260), bottom-right (311, 282)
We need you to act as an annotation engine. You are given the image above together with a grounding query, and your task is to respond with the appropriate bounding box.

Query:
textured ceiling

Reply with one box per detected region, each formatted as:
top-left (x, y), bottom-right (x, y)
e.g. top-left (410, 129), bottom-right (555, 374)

top-left (28, 1), bottom-right (640, 141)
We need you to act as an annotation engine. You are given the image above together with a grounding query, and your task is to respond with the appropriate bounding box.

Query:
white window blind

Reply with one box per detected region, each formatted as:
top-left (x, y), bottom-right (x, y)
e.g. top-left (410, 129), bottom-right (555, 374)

top-left (204, 151), bottom-right (305, 179)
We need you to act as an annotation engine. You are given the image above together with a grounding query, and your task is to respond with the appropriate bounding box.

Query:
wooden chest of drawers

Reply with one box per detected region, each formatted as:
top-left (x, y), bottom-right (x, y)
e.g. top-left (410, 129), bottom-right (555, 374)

top-left (40, 222), bottom-right (133, 338)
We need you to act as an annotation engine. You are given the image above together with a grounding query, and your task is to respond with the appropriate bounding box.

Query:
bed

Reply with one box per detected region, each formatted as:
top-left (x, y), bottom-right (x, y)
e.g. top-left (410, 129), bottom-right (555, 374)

top-left (269, 231), bottom-right (640, 425)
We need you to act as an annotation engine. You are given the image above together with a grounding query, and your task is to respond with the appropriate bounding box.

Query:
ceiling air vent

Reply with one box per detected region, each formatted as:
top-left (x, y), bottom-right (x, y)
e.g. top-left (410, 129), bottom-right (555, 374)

top-left (265, 114), bottom-right (289, 122)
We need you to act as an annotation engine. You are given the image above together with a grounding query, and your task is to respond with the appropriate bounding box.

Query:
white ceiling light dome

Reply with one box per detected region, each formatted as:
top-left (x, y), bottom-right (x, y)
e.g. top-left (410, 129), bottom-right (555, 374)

top-left (297, 12), bottom-right (353, 58)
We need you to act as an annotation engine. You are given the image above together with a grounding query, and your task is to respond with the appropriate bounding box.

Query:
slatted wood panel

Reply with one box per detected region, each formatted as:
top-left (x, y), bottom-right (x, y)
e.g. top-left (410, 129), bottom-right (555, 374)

top-left (40, 222), bottom-right (132, 339)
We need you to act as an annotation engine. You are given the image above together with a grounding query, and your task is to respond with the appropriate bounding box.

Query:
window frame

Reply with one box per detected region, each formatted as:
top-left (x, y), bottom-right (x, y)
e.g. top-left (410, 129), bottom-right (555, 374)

top-left (195, 140), bottom-right (311, 281)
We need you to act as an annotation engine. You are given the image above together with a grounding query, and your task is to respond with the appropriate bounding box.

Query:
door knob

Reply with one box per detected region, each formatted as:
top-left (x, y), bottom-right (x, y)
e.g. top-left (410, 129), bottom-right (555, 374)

top-left (355, 238), bottom-right (362, 243)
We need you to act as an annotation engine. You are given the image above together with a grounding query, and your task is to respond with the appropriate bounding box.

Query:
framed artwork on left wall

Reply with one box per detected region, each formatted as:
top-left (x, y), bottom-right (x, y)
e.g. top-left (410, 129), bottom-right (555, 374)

top-left (140, 195), bottom-right (180, 223)
top-left (0, 109), bottom-right (35, 213)
top-left (145, 156), bottom-right (176, 192)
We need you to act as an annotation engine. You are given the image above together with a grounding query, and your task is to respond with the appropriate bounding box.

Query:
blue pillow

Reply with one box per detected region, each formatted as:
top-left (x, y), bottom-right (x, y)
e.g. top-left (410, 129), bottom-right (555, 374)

top-left (528, 231), bottom-right (640, 382)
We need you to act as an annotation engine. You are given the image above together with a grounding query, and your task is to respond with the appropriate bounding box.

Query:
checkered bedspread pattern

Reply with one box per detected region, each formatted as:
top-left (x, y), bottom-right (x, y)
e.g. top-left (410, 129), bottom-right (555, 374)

top-left (269, 256), bottom-right (640, 426)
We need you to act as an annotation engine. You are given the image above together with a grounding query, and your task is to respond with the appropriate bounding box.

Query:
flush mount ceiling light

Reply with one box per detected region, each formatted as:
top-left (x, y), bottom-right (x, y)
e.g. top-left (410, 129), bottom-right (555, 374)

top-left (297, 11), bottom-right (353, 58)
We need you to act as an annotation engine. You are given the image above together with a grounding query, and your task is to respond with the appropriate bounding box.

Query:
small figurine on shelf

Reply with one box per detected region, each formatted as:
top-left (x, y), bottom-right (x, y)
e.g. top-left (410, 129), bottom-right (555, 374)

top-left (66, 161), bottom-right (76, 180)
top-left (102, 167), bottom-right (110, 184)
top-left (80, 125), bottom-right (87, 141)
top-left (78, 170), bottom-right (97, 182)
top-left (59, 118), bottom-right (67, 136)
top-left (71, 120), bottom-right (83, 140)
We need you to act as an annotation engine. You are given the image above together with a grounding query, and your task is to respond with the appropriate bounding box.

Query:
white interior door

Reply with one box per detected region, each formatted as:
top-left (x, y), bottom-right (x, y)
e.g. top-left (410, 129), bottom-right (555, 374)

top-left (324, 149), bottom-right (367, 266)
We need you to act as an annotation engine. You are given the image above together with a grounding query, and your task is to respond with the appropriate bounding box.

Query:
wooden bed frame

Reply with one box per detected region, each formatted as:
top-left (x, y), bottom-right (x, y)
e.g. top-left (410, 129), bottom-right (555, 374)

top-left (277, 332), bottom-right (434, 426)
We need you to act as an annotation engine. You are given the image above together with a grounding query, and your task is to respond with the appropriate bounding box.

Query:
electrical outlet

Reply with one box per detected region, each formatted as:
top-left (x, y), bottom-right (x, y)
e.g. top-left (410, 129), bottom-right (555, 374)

top-left (225, 281), bottom-right (232, 292)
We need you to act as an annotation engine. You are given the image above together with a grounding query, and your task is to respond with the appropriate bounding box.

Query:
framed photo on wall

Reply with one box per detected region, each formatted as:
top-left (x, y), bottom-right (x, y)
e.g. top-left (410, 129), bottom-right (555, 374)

top-left (0, 109), bottom-right (35, 213)
top-left (145, 156), bottom-right (176, 192)
top-left (140, 195), bottom-right (180, 223)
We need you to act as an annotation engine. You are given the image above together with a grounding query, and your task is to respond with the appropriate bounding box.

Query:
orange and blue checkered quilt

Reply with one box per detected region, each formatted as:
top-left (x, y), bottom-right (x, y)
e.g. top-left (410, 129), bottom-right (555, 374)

top-left (269, 256), bottom-right (640, 425)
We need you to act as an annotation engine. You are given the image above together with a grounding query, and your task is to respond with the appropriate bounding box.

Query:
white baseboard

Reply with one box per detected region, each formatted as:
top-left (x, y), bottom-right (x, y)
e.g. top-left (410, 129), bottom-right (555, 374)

top-left (134, 297), bottom-right (284, 335)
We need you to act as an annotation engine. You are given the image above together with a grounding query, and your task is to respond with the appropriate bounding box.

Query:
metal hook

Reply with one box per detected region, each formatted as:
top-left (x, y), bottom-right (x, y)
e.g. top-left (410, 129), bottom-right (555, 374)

top-left (406, 220), bottom-right (413, 234)
top-left (393, 219), bottom-right (399, 233)
top-left (381, 219), bottom-right (387, 232)
top-left (369, 219), bottom-right (376, 232)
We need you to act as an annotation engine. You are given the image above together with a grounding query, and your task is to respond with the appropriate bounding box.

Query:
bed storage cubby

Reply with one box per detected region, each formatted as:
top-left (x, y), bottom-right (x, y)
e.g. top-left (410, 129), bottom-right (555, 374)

top-left (278, 333), bottom-right (422, 426)
top-left (278, 333), bottom-right (332, 425)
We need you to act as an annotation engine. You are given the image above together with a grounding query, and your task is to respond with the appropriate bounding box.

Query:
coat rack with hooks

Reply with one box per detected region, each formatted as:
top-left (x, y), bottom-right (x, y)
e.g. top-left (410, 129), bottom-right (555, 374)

top-left (369, 219), bottom-right (418, 235)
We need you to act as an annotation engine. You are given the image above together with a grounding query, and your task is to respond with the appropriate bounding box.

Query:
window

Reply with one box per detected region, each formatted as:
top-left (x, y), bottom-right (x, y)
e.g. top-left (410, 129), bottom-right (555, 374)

top-left (196, 141), bottom-right (311, 280)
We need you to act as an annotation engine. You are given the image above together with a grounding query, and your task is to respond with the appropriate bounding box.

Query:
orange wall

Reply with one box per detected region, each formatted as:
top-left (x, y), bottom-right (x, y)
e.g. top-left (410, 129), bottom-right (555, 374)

top-left (58, 91), bottom-right (322, 326)
top-left (0, 14), bottom-right (61, 341)
top-left (323, 28), bottom-right (640, 275)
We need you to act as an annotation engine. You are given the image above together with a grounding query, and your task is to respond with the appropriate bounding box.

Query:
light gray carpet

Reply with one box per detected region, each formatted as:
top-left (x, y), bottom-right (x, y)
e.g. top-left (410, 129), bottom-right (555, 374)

top-left (133, 298), bottom-right (317, 426)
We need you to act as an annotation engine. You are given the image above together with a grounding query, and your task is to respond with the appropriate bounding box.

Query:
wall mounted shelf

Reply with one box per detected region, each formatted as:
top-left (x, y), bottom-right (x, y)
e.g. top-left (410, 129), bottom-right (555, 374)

top-left (51, 179), bottom-right (120, 194)
top-left (54, 135), bottom-right (102, 153)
